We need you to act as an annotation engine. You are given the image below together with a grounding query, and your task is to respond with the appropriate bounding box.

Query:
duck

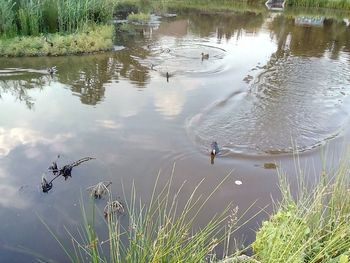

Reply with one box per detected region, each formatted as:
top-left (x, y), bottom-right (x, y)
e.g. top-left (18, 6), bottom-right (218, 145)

top-left (201, 52), bottom-right (209, 60)
top-left (104, 200), bottom-right (125, 218)
top-left (210, 141), bottom-right (219, 156)
top-left (86, 181), bottom-right (112, 199)
top-left (47, 66), bottom-right (56, 75)
top-left (45, 36), bottom-right (53, 47)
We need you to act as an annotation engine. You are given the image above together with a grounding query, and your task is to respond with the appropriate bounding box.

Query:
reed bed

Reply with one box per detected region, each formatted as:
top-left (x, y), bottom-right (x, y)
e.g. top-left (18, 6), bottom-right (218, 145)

top-left (41, 167), bottom-right (259, 262)
top-left (0, 0), bottom-right (17, 37)
top-left (0, 0), bottom-right (115, 38)
top-left (0, 24), bottom-right (113, 56)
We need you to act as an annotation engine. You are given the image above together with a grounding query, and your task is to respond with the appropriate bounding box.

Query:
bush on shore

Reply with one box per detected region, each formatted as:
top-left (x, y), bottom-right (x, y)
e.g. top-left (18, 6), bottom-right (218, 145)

top-left (0, 24), bottom-right (113, 57)
top-left (252, 157), bottom-right (350, 262)
top-left (0, 0), bottom-right (115, 38)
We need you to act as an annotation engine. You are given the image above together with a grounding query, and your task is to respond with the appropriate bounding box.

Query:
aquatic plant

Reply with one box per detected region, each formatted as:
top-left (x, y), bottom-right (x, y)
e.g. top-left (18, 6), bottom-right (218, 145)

top-left (252, 155), bottom-right (350, 262)
top-left (127, 12), bottom-right (151, 23)
top-left (17, 0), bottom-right (43, 36)
top-left (0, 0), bottom-right (115, 37)
top-left (41, 167), bottom-right (259, 262)
top-left (0, 24), bottom-right (113, 56)
top-left (0, 0), bottom-right (17, 37)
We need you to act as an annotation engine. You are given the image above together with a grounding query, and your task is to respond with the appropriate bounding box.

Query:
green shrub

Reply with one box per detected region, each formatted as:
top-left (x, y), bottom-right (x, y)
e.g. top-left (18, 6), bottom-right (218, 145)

top-left (127, 12), bottom-right (150, 23)
top-left (253, 157), bottom-right (350, 263)
top-left (0, 0), bottom-right (115, 37)
top-left (0, 24), bottom-right (113, 56)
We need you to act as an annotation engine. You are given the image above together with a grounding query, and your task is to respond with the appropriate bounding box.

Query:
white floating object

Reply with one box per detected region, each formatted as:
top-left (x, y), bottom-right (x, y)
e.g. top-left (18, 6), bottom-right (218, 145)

top-left (235, 180), bottom-right (242, 185)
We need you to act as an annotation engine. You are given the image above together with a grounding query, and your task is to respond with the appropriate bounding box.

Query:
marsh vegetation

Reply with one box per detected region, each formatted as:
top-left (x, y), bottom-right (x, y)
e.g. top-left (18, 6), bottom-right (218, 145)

top-left (1, 1), bottom-right (350, 262)
top-left (0, 0), bottom-right (115, 56)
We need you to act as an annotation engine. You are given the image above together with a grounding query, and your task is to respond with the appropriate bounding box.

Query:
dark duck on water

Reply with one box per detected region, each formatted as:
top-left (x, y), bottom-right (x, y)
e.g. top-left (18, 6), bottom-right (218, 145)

top-left (210, 141), bottom-right (219, 156)
top-left (210, 141), bottom-right (220, 164)
top-left (201, 52), bottom-right (209, 60)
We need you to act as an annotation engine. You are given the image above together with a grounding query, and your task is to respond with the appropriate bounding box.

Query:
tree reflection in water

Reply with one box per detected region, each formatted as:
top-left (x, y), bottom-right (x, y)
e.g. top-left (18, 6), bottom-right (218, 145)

top-left (0, 9), bottom-right (350, 110)
top-left (0, 71), bottom-right (49, 109)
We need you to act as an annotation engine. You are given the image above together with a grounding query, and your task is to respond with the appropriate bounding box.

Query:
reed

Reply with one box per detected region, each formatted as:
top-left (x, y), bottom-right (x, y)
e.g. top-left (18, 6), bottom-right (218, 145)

top-left (17, 0), bottom-right (43, 36)
top-left (0, 0), bottom-right (17, 37)
top-left (41, 167), bottom-right (257, 262)
top-left (0, 0), bottom-right (115, 37)
top-left (56, 0), bottom-right (115, 33)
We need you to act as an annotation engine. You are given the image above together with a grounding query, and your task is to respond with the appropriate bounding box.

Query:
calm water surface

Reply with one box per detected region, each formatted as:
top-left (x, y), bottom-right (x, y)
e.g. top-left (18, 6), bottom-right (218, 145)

top-left (1, 9), bottom-right (350, 262)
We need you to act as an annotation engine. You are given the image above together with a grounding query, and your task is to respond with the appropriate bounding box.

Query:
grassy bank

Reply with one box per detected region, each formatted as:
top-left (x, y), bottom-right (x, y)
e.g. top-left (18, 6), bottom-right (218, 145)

top-left (252, 156), bottom-right (350, 262)
top-left (133, 0), bottom-right (350, 12)
top-left (0, 25), bottom-right (113, 57)
top-left (0, 0), bottom-right (115, 56)
top-left (126, 0), bottom-right (267, 14)
top-left (286, 0), bottom-right (350, 10)
top-left (0, 0), bottom-right (114, 37)
top-left (284, 7), bottom-right (350, 22)
top-left (165, 0), bottom-right (350, 10)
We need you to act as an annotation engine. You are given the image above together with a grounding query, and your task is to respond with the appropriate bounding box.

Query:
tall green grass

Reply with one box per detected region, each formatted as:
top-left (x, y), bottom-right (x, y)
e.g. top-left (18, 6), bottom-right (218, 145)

top-left (17, 0), bottom-right (43, 36)
top-left (0, 0), bottom-right (115, 37)
top-left (0, 24), bottom-right (114, 56)
top-left (41, 167), bottom-right (259, 262)
top-left (0, 0), bottom-right (17, 37)
top-left (252, 155), bottom-right (350, 262)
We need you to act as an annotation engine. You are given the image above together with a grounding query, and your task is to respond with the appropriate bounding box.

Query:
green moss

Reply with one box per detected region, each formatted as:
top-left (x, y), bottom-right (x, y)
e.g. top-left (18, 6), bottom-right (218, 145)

top-left (0, 24), bottom-right (113, 57)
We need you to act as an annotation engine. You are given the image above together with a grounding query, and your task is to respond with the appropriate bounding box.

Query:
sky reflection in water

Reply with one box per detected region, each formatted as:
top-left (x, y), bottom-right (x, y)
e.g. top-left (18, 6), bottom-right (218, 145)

top-left (1, 9), bottom-right (350, 262)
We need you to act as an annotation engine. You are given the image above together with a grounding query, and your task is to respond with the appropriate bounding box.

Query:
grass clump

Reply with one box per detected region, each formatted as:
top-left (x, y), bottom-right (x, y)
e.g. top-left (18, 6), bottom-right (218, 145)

top-left (0, 0), bottom-right (115, 37)
top-left (0, 24), bottom-right (113, 57)
top-left (42, 167), bottom-right (255, 262)
top-left (252, 156), bottom-right (350, 263)
top-left (127, 12), bottom-right (150, 23)
top-left (0, 0), bottom-right (116, 56)
top-left (0, 0), bottom-right (17, 37)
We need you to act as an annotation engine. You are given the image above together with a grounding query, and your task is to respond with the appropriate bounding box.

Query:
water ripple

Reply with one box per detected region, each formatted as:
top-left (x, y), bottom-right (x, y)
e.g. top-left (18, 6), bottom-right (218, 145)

top-left (187, 53), bottom-right (350, 156)
top-left (141, 40), bottom-right (227, 77)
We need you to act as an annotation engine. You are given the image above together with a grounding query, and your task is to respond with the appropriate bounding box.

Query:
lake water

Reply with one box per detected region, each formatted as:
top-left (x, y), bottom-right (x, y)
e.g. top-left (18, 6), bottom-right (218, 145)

top-left (1, 7), bottom-right (350, 262)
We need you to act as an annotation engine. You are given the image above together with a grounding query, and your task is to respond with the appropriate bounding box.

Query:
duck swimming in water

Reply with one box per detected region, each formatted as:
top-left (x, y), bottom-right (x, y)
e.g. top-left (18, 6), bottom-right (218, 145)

top-left (47, 66), bottom-right (56, 76)
top-left (201, 52), bottom-right (209, 60)
top-left (210, 141), bottom-right (220, 164)
top-left (86, 181), bottom-right (112, 199)
top-left (104, 200), bottom-right (125, 218)
top-left (210, 141), bottom-right (219, 156)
